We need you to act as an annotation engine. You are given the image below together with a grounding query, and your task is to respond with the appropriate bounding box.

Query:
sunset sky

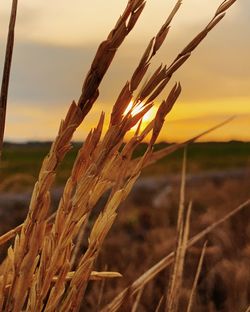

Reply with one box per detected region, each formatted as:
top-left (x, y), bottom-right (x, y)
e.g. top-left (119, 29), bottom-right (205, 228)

top-left (0, 0), bottom-right (249, 142)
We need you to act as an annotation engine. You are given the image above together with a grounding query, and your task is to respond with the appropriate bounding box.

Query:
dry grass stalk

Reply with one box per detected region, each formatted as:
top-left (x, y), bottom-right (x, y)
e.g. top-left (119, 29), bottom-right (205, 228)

top-left (55, 270), bottom-right (122, 282)
top-left (166, 152), bottom-right (191, 312)
top-left (131, 286), bottom-right (144, 312)
top-left (186, 241), bottom-right (207, 312)
top-left (155, 296), bottom-right (164, 312)
top-left (3, 270), bottom-right (121, 290)
top-left (101, 199), bottom-right (250, 312)
top-left (0, 0), bottom-right (18, 157)
top-left (0, 224), bottom-right (22, 247)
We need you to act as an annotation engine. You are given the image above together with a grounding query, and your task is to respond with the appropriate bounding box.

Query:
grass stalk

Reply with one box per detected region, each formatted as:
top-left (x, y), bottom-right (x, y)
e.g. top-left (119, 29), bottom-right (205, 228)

top-left (186, 241), bottom-right (207, 312)
top-left (0, 0), bottom-right (18, 157)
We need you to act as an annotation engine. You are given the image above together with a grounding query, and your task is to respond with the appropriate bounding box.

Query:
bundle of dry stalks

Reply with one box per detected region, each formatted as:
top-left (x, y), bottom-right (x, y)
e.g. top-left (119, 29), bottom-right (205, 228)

top-left (0, 0), bottom-right (248, 311)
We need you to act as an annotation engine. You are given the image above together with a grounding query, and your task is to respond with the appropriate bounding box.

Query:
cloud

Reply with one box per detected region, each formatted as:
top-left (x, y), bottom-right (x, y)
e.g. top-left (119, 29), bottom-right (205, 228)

top-left (0, 40), bottom-right (98, 105)
top-left (1, 0), bottom-right (248, 45)
top-left (3, 29), bottom-right (249, 107)
top-left (0, 0), bottom-right (249, 141)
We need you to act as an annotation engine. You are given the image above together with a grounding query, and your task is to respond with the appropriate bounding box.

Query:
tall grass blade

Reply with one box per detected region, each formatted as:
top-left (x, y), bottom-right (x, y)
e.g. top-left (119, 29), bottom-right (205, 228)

top-left (0, 0), bottom-right (18, 157)
top-left (166, 151), bottom-right (191, 312)
top-left (131, 286), bottom-right (144, 312)
top-left (186, 241), bottom-right (207, 312)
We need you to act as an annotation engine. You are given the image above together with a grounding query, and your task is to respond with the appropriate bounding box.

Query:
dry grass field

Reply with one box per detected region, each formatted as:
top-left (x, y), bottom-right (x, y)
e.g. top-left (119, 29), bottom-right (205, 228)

top-left (0, 142), bottom-right (249, 311)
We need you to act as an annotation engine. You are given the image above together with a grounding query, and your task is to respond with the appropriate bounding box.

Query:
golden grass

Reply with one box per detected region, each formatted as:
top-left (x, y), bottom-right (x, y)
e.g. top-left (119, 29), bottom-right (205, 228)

top-left (0, 0), bottom-right (248, 311)
top-left (186, 241), bottom-right (207, 312)
top-left (166, 152), bottom-right (191, 312)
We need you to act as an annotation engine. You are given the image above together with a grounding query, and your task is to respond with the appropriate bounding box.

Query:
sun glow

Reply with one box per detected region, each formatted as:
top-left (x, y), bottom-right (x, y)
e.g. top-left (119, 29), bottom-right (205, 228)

top-left (124, 100), bottom-right (157, 134)
top-left (125, 100), bottom-right (157, 119)
top-left (124, 100), bottom-right (142, 117)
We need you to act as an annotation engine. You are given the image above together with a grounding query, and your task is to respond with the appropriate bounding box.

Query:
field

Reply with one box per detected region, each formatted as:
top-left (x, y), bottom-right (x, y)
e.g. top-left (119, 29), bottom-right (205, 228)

top-left (1, 141), bottom-right (250, 190)
top-left (0, 141), bottom-right (249, 311)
